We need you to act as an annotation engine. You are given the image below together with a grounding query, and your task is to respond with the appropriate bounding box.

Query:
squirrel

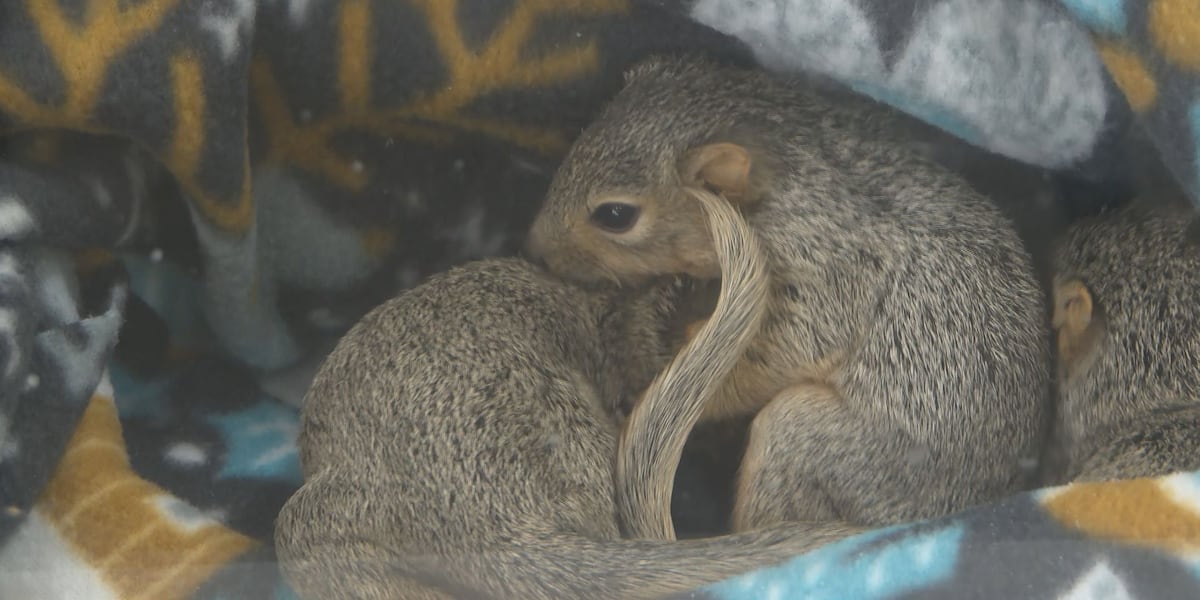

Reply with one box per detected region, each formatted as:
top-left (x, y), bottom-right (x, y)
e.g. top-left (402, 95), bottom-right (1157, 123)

top-left (1049, 197), bottom-right (1200, 484)
top-left (525, 54), bottom-right (1052, 532)
top-left (274, 255), bottom-right (860, 600)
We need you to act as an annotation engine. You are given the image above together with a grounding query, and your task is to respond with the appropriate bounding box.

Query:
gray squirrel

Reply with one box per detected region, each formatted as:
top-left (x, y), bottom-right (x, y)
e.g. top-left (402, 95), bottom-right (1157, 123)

top-left (526, 54), bottom-right (1052, 534)
top-left (274, 246), bottom-right (860, 599)
top-left (1050, 197), bottom-right (1200, 483)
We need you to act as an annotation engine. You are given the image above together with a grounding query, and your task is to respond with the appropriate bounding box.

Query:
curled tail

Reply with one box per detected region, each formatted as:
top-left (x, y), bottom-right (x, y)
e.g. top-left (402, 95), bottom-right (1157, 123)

top-left (282, 478), bottom-right (861, 600)
top-left (617, 186), bottom-right (771, 540)
top-left (408, 521), bottom-right (863, 600)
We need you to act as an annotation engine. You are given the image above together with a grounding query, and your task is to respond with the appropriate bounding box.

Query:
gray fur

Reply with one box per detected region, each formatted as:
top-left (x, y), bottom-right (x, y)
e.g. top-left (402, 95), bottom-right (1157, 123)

top-left (527, 54), bottom-right (1052, 529)
top-left (275, 257), bottom-right (858, 600)
top-left (1052, 200), bottom-right (1200, 482)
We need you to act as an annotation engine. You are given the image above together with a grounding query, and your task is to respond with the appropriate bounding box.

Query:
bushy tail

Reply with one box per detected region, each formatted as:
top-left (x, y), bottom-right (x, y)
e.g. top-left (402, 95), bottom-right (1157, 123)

top-left (420, 520), bottom-right (863, 600)
top-left (616, 186), bottom-right (771, 540)
top-left (284, 515), bottom-right (863, 600)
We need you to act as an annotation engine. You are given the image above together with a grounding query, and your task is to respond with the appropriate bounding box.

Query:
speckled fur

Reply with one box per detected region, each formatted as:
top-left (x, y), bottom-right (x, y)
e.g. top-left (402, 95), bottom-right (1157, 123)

top-left (1052, 200), bottom-right (1200, 483)
top-left (274, 258), bottom-right (858, 600)
top-left (527, 55), bottom-right (1052, 529)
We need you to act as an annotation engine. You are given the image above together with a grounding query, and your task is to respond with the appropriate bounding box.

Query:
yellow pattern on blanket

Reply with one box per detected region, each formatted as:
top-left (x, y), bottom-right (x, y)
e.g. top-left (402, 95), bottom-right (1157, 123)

top-left (5, 384), bottom-right (258, 600)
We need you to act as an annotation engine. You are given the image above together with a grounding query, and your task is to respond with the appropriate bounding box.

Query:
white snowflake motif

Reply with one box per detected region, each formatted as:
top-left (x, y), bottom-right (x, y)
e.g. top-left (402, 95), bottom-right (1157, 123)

top-left (1060, 561), bottom-right (1134, 600)
top-left (0, 196), bottom-right (36, 240)
top-left (151, 495), bottom-right (222, 533)
top-left (201, 0), bottom-right (257, 63)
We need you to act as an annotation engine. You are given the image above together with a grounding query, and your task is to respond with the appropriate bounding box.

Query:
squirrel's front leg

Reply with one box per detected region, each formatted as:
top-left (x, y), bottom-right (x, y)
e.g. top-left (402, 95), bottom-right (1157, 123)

top-left (731, 383), bottom-right (844, 531)
top-left (731, 379), bottom-right (944, 532)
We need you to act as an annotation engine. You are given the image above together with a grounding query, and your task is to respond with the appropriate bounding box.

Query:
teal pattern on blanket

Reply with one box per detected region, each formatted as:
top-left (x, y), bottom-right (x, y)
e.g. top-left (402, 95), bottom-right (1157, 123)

top-left (1060, 0), bottom-right (1127, 35)
top-left (205, 401), bottom-right (302, 483)
top-left (1191, 101), bottom-right (1200, 198)
top-left (109, 363), bottom-right (173, 423)
top-left (702, 524), bottom-right (965, 600)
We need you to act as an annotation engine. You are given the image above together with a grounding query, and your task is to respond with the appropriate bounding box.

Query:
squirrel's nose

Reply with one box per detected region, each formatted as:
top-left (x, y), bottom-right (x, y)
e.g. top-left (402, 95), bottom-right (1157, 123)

top-left (520, 245), bottom-right (547, 268)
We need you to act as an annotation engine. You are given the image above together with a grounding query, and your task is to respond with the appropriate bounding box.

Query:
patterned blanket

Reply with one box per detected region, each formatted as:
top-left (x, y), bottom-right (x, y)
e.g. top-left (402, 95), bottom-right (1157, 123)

top-left (0, 0), bottom-right (1198, 598)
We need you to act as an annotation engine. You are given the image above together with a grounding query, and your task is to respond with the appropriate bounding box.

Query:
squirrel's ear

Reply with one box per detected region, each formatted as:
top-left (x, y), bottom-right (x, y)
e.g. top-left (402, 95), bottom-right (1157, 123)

top-left (678, 142), bottom-right (755, 205)
top-left (1053, 278), bottom-right (1093, 333)
top-left (1053, 278), bottom-right (1100, 376)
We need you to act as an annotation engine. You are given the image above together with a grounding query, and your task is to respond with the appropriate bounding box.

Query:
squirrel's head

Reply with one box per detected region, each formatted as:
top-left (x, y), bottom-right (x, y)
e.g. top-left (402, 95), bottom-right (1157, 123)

top-left (526, 55), bottom-right (775, 287)
top-left (1052, 201), bottom-right (1200, 439)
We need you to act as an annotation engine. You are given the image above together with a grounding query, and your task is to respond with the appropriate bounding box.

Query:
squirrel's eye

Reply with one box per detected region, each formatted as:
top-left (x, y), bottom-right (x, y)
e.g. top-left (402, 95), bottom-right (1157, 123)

top-left (590, 203), bottom-right (640, 233)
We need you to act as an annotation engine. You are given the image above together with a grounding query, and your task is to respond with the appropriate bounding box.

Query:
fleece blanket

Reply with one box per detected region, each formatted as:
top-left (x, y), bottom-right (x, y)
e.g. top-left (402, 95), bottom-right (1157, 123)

top-left (0, 0), bottom-right (1199, 598)
top-left (682, 470), bottom-right (1200, 600)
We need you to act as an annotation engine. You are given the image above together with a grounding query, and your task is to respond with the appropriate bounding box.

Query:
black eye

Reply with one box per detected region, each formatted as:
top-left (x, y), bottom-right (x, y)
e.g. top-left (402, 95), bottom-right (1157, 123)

top-left (590, 203), bottom-right (640, 233)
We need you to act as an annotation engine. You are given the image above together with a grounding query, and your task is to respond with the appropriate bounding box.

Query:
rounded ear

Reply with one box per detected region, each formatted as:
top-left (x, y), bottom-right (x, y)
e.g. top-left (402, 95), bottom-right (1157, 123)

top-left (678, 143), bottom-right (754, 205)
top-left (1053, 277), bottom-right (1101, 376)
top-left (1052, 278), bottom-right (1094, 334)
